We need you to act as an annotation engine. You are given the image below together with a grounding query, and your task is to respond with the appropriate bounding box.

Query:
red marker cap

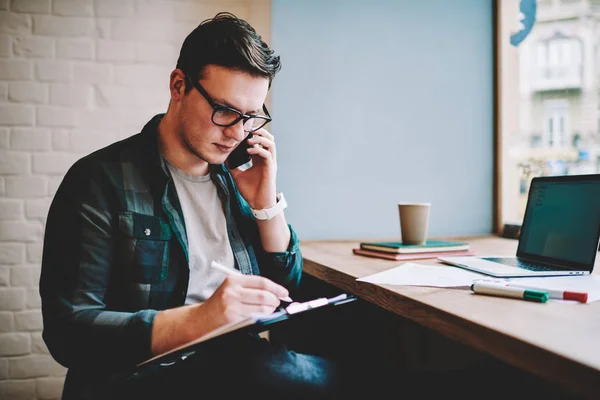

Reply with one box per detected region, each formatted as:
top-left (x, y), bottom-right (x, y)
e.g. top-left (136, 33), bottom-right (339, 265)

top-left (563, 291), bottom-right (588, 303)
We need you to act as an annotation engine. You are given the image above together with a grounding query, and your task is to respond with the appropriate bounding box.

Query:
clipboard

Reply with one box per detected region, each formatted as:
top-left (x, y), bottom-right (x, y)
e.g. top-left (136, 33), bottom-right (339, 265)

top-left (132, 293), bottom-right (357, 374)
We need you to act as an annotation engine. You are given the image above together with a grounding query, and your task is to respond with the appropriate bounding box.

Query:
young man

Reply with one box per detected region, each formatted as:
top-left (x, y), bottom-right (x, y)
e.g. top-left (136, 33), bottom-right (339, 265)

top-left (40, 13), bottom-right (341, 399)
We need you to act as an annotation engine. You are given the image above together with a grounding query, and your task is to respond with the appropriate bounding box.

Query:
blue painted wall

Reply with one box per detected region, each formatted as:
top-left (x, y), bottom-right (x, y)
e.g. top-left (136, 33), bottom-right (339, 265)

top-left (271, 0), bottom-right (494, 240)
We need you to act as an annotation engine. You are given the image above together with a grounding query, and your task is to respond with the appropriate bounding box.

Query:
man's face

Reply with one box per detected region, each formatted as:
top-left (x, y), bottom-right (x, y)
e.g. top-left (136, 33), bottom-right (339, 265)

top-left (177, 65), bottom-right (270, 166)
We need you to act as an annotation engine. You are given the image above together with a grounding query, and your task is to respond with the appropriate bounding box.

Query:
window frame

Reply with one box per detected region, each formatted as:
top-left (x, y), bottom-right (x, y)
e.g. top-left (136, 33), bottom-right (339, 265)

top-left (493, 0), bottom-right (501, 234)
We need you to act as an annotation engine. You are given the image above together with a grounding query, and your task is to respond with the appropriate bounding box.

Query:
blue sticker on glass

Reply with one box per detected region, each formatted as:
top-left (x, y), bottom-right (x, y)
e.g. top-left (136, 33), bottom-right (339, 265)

top-left (510, 0), bottom-right (537, 47)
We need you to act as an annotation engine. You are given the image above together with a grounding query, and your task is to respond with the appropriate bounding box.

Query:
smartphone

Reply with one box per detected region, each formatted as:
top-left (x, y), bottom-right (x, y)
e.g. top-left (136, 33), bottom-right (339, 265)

top-left (226, 133), bottom-right (252, 170)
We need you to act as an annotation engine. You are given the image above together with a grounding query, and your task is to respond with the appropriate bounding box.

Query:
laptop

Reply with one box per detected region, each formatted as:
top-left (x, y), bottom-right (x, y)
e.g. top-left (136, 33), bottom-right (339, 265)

top-left (439, 174), bottom-right (600, 278)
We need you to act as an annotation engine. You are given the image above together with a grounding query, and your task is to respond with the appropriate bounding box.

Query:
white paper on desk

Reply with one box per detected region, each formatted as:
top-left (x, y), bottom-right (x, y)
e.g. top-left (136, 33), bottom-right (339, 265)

top-left (356, 263), bottom-right (484, 287)
top-left (502, 275), bottom-right (600, 303)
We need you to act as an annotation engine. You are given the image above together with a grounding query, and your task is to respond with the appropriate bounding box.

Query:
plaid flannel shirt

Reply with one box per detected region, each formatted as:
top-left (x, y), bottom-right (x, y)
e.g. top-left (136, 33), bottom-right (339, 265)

top-left (40, 114), bottom-right (303, 398)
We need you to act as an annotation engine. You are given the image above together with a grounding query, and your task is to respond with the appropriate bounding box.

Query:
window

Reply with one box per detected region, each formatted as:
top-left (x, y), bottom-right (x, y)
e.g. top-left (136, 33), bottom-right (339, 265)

top-left (498, 0), bottom-right (600, 227)
top-left (543, 99), bottom-right (569, 148)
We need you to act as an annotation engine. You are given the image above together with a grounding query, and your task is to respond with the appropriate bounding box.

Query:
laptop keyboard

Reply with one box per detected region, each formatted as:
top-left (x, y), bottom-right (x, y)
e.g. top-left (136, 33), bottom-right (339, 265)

top-left (482, 257), bottom-right (559, 272)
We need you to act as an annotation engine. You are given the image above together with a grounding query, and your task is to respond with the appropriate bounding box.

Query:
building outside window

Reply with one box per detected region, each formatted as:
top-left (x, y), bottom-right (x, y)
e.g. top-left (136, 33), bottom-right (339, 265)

top-left (499, 0), bottom-right (600, 226)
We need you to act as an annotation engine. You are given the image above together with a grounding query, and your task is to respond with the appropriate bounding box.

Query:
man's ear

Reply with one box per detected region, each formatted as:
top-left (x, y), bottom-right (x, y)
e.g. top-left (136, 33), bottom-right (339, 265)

top-left (169, 69), bottom-right (186, 102)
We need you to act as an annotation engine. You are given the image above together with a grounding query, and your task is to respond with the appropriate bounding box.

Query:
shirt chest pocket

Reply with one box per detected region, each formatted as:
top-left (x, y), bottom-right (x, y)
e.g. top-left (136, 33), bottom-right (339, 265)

top-left (117, 211), bottom-right (172, 284)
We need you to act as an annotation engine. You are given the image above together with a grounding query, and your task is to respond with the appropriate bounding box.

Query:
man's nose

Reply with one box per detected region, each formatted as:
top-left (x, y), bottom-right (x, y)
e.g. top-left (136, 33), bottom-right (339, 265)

top-left (224, 120), bottom-right (247, 142)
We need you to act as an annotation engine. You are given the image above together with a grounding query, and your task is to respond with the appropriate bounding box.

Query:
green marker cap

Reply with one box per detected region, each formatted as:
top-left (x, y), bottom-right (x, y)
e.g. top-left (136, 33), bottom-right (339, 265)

top-left (524, 290), bottom-right (549, 303)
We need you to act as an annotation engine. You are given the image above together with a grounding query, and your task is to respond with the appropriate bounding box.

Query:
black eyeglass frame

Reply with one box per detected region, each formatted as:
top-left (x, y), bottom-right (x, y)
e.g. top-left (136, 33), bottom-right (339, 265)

top-left (185, 74), bottom-right (272, 133)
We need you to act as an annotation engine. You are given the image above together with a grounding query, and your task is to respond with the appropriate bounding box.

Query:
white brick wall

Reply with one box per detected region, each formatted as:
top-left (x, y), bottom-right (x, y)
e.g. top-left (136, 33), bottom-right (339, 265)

top-left (0, 1), bottom-right (271, 399)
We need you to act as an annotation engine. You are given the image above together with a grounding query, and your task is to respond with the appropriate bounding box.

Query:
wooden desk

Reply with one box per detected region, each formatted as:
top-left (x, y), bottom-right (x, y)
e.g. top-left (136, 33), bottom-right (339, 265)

top-left (301, 236), bottom-right (600, 398)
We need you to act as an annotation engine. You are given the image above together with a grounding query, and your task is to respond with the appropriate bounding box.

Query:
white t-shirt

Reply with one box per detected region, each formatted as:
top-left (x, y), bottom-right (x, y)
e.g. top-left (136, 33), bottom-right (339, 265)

top-left (166, 162), bottom-right (236, 304)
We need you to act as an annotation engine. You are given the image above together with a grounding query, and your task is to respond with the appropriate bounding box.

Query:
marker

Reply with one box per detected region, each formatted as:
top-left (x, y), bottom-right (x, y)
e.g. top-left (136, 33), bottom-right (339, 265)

top-left (210, 260), bottom-right (293, 303)
top-left (471, 281), bottom-right (549, 303)
top-left (504, 284), bottom-right (588, 303)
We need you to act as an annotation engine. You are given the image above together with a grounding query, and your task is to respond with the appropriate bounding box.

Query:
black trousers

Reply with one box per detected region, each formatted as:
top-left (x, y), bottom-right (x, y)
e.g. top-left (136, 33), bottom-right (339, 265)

top-left (109, 333), bottom-right (346, 400)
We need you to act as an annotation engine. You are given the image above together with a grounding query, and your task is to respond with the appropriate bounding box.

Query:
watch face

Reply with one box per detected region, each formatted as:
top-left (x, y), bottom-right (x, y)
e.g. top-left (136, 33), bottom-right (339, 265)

top-left (252, 193), bottom-right (286, 220)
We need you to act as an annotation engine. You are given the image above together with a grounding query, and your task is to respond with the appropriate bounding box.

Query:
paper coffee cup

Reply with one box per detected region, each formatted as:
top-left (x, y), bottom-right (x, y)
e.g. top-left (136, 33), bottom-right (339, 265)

top-left (398, 203), bottom-right (431, 245)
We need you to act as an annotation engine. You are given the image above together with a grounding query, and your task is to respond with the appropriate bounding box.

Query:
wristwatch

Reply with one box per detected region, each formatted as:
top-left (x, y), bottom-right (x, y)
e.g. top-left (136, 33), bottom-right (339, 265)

top-left (251, 192), bottom-right (287, 220)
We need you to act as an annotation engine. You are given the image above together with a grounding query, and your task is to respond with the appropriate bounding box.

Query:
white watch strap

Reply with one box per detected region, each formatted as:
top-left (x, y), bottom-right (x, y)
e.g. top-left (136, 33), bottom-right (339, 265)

top-left (251, 192), bottom-right (287, 220)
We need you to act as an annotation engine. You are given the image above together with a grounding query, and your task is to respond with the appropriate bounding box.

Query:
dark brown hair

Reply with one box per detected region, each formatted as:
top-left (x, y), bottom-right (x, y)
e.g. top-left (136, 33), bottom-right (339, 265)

top-left (176, 12), bottom-right (281, 92)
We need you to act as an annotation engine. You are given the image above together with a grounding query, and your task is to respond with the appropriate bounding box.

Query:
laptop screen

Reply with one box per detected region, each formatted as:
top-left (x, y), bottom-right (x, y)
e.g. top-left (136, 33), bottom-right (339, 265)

top-left (517, 175), bottom-right (600, 269)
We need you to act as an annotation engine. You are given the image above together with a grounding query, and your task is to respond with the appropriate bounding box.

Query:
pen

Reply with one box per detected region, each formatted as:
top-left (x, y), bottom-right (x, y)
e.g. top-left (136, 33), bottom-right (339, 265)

top-left (210, 261), bottom-right (294, 303)
top-left (471, 281), bottom-right (549, 303)
top-left (503, 283), bottom-right (588, 303)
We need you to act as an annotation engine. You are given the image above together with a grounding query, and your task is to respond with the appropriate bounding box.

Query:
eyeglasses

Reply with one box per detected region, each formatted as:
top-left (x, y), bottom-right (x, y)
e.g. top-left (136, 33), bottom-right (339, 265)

top-left (185, 74), bottom-right (272, 133)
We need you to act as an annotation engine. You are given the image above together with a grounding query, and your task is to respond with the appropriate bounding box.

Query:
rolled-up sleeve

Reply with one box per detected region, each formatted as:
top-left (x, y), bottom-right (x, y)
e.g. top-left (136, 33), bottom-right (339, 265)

top-left (257, 224), bottom-right (303, 292)
top-left (40, 160), bottom-right (157, 371)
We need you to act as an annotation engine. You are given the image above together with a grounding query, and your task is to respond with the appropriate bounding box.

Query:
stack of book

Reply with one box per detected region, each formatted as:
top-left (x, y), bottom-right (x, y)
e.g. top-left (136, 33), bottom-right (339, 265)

top-left (352, 240), bottom-right (475, 261)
